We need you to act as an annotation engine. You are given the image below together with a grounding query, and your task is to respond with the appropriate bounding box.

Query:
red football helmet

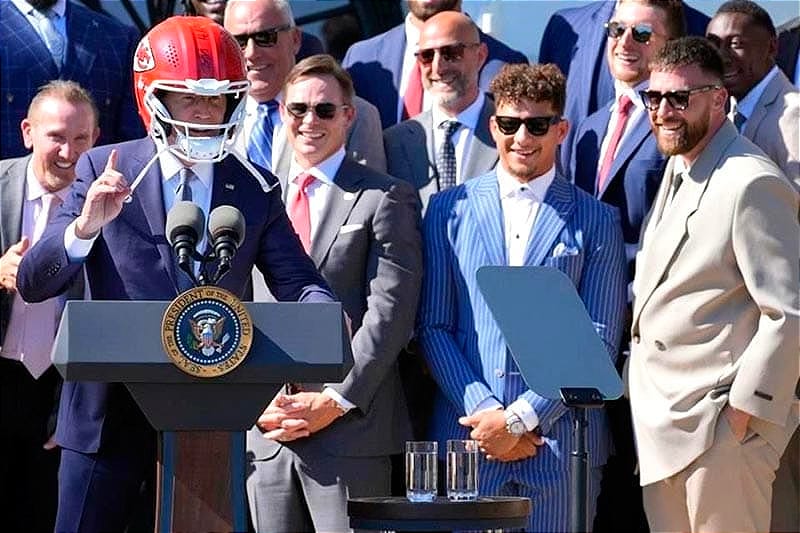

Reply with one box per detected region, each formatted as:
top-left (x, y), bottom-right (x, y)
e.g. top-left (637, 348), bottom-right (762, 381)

top-left (132, 16), bottom-right (249, 162)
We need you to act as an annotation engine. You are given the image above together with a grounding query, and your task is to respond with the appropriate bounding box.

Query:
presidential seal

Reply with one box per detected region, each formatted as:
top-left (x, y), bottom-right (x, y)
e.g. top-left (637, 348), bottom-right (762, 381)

top-left (161, 286), bottom-right (253, 378)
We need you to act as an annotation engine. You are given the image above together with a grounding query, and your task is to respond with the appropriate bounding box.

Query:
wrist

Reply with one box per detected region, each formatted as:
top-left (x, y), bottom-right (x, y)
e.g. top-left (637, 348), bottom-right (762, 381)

top-left (74, 216), bottom-right (98, 240)
top-left (504, 410), bottom-right (526, 437)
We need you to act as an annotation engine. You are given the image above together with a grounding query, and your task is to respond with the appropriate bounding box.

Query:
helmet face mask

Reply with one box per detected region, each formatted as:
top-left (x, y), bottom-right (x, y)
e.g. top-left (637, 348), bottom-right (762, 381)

top-left (133, 17), bottom-right (250, 163)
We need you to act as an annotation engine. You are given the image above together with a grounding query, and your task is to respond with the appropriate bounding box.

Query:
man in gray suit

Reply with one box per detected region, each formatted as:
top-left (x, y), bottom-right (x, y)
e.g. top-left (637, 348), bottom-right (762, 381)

top-left (630, 37), bottom-right (799, 533)
top-left (0, 80), bottom-right (97, 533)
top-left (706, 0), bottom-right (799, 187)
top-left (384, 11), bottom-right (498, 214)
top-left (245, 55), bottom-right (422, 533)
top-left (224, 0), bottom-right (386, 175)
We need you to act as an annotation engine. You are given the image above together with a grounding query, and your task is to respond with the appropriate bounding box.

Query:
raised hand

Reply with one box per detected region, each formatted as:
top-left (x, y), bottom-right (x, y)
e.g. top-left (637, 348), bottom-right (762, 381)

top-left (75, 149), bottom-right (130, 239)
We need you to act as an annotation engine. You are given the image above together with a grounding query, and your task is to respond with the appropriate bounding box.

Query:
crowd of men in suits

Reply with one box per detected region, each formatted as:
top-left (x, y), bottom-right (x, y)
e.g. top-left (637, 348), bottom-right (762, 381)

top-left (1, 0), bottom-right (798, 532)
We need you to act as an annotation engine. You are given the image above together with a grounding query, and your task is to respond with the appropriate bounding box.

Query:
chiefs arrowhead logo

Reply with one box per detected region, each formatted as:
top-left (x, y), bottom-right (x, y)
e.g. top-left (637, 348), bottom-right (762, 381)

top-left (134, 37), bottom-right (155, 72)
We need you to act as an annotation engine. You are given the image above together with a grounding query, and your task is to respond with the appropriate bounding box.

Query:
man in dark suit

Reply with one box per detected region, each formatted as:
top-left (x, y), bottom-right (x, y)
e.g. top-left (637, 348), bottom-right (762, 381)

top-left (777, 17), bottom-right (800, 86)
top-left (16, 18), bottom-right (335, 533)
top-left (343, 0), bottom-right (527, 128)
top-left (246, 55), bottom-right (421, 533)
top-left (564, 3), bottom-right (686, 530)
top-left (0, 0), bottom-right (143, 159)
top-left (0, 80), bottom-right (97, 533)
top-left (384, 11), bottom-right (498, 214)
top-left (539, 1), bottom-right (709, 172)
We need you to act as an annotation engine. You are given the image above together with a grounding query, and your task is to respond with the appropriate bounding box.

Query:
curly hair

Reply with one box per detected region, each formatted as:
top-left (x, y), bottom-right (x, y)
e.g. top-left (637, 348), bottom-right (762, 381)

top-left (489, 63), bottom-right (566, 115)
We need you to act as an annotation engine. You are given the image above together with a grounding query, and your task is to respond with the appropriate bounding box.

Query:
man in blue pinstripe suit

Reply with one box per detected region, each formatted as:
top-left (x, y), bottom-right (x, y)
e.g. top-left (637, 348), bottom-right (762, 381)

top-left (417, 63), bottom-right (627, 532)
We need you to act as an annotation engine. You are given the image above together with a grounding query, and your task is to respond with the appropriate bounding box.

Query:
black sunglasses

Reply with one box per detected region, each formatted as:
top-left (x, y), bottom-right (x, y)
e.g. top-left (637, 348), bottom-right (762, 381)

top-left (639, 85), bottom-right (720, 111)
top-left (494, 115), bottom-right (562, 136)
top-left (604, 21), bottom-right (655, 44)
top-left (414, 42), bottom-right (480, 65)
top-left (285, 102), bottom-right (350, 120)
top-left (233, 24), bottom-right (293, 49)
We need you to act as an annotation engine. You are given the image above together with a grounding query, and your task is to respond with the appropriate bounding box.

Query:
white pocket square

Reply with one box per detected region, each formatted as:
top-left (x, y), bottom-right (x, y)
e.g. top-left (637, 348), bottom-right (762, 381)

top-left (552, 243), bottom-right (579, 257)
top-left (339, 223), bottom-right (364, 234)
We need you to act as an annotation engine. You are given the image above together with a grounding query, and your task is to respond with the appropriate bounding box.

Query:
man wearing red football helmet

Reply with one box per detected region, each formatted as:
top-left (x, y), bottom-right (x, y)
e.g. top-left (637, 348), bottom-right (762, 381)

top-left (16, 16), bottom-right (335, 533)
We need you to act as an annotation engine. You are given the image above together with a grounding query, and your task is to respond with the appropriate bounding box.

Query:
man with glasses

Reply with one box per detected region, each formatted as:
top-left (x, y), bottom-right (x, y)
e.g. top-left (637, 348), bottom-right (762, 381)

top-left (384, 11), bottom-right (499, 213)
top-left (418, 63), bottom-right (626, 533)
top-left (224, 0), bottom-right (385, 177)
top-left (245, 55), bottom-right (421, 533)
top-left (564, 3), bottom-right (686, 530)
top-left (629, 36), bottom-right (799, 533)
top-left (343, 0), bottom-right (527, 129)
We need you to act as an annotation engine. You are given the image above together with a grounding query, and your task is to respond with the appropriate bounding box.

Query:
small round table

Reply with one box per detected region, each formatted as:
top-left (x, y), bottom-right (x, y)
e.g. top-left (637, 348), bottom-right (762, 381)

top-left (347, 496), bottom-right (531, 532)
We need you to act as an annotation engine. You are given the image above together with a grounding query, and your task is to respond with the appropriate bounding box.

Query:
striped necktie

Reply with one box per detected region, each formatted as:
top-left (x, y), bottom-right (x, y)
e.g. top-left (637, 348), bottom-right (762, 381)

top-left (248, 100), bottom-right (278, 171)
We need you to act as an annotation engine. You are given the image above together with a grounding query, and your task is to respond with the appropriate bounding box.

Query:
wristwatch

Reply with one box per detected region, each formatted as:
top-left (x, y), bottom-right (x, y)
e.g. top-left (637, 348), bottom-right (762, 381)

top-left (504, 411), bottom-right (526, 437)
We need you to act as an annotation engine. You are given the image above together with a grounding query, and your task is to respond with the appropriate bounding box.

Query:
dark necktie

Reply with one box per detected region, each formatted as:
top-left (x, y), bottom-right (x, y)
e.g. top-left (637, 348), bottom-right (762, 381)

top-left (436, 120), bottom-right (461, 190)
top-left (177, 167), bottom-right (194, 202)
top-left (733, 109), bottom-right (746, 132)
top-left (248, 100), bottom-right (278, 171)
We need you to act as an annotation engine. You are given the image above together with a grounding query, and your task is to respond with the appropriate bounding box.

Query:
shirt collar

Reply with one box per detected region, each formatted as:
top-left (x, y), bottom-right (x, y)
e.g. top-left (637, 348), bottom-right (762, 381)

top-left (158, 150), bottom-right (213, 190)
top-left (613, 78), bottom-right (648, 111)
top-left (431, 92), bottom-right (486, 132)
top-left (289, 147), bottom-right (346, 187)
top-left (497, 164), bottom-right (556, 201)
top-left (734, 65), bottom-right (779, 120)
top-left (24, 159), bottom-right (69, 203)
top-left (404, 13), bottom-right (422, 52)
top-left (246, 93), bottom-right (283, 117)
top-left (13, 0), bottom-right (66, 17)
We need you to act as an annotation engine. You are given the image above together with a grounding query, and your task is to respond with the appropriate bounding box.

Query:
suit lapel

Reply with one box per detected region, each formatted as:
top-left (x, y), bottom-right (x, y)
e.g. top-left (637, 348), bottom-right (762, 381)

top-left (462, 97), bottom-right (498, 181)
top-left (600, 114), bottom-right (651, 198)
top-left (310, 160), bottom-right (363, 266)
top-left (576, 106), bottom-right (610, 195)
top-left (468, 174), bottom-right (505, 266)
top-left (523, 177), bottom-right (573, 266)
top-left (741, 72), bottom-right (782, 140)
top-left (273, 127), bottom-right (292, 190)
top-left (0, 157), bottom-right (28, 252)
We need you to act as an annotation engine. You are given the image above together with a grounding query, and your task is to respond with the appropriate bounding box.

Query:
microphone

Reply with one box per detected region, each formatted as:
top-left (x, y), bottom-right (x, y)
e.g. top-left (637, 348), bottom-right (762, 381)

top-left (208, 205), bottom-right (245, 283)
top-left (166, 201), bottom-right (206, 286)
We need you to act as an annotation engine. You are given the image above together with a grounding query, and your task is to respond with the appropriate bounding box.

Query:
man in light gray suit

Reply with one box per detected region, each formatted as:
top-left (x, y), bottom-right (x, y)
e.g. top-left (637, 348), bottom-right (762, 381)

top-left (0, 80), bottom-right (96, 533)
top-left (706, 0), bottom-right (799, 187)
top-left (245, 55), bottom-right (422, 533)
top-left (630, 37), bottom-right (799, 533)
top-left (224, 0), bottom-right (386, 175)
top-left (384, 11), bottom-right (498, 214)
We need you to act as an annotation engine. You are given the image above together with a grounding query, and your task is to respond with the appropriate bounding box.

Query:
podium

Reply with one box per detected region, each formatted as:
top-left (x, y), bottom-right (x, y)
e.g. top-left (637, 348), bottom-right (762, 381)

top-left (53, 300), bottom-right (352, 533)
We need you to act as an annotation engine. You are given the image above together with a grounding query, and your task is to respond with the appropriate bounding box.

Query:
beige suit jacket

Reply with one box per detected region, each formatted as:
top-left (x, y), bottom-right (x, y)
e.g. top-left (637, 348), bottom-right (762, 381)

top-left (629, 121), bottom-right (800, 485)
top-left (741, 69), bottom-right (800, 188)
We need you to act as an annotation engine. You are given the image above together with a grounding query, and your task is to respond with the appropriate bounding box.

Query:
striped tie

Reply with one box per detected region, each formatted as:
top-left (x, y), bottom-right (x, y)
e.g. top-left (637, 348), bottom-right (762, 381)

top-left (248, 100), bottom-right (278, 171)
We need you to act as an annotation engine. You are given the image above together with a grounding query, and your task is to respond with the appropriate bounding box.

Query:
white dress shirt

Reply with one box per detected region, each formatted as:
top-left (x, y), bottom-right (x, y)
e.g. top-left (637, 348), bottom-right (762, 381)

top-left (431, 92), bottom-right (486, 184)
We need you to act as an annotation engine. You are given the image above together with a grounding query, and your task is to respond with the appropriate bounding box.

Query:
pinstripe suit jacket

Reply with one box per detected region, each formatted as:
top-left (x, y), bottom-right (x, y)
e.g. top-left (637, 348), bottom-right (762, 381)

top-left (0, 1), bottom-right (143, 159)
top-left (418, 171), bottom-right (627, 478)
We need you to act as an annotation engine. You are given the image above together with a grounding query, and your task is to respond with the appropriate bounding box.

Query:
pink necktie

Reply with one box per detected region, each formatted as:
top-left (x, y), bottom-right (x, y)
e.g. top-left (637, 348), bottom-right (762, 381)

top-left (596, 95), bottom-right (633, 194)
top-left (402, 61), bottom-right (423, 120)
top-left (287, 173), bottom-right (315, 253)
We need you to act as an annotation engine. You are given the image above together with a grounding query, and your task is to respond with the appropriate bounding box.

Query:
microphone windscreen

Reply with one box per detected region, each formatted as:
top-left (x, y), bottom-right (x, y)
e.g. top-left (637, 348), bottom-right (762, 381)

top-left (208, 205), bottom-right (246, 247)
top-left (166, 201), bottom-right (205, 244)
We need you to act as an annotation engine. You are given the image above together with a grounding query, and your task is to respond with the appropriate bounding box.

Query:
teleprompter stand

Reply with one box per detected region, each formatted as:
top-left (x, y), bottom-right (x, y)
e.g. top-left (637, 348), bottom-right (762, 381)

top-left (52, 301), bottom-right (351, 533)
top-left (476, 266), bottom-right (623, 533)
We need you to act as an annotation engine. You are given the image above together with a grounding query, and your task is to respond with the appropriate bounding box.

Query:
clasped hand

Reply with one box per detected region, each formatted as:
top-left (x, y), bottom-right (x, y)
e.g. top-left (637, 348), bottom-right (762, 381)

top-left (256, 391), bottom-right (343, 443)
top-left (459, 409), bottom-right (544, 462)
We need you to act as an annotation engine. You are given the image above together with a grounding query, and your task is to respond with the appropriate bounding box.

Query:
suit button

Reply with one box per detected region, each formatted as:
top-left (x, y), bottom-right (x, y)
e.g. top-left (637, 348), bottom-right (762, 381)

top-left (632, 334), bottom-right (641, 344)
top-left (495, 369), bottom-right (505, 378)
top-left (654, 340), bottom-right (666, 351)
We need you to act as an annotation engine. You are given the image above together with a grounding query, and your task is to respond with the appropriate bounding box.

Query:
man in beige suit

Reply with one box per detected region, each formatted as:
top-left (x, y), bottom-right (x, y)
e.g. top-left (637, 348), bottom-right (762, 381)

top-left (629, 36), bottom-right (799, 533)
top-left (706, 0), bottom-right (799, 188)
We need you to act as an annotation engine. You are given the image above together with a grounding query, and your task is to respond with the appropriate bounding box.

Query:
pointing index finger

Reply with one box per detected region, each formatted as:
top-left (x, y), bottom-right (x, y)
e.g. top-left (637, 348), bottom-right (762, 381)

top-left (105, 149), bottom-right (118, 173)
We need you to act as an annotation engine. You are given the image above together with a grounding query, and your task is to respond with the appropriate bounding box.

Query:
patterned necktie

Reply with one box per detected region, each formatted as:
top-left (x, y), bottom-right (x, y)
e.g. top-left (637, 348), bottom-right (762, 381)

top-left (177, 167), bottom-right (194, 202)
top-left (33, 9), bottom-right (65, 69)
top-left (402, 61), bottom-right (423, 120)
top-left (287, 173), bottom-right (316, 253)
top-left (248, 100), bottom-right (278, 171)
top-left (436, 120), bottom-right (461, 190)
top-left (596, 94), bottom-right (633, 194)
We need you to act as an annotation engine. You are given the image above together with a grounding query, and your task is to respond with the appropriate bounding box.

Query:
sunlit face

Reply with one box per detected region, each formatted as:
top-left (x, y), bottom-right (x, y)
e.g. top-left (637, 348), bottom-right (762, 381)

top-left (647, 65), bottom-right (726, 161)
top-left (489, 99), bottom-right (568, 183)
top-left (161, 91), bottom-right (228, 136)
top-left (21, 97), bottom-right (99, 192)
top-left (280, 74), bottom-right (355, 168)
top-left (706, 12), bottom-right (777, 100)
top-left (606, 2), bottom-right (670, 86)
top-left (224, 0), bottom-right (300, 102)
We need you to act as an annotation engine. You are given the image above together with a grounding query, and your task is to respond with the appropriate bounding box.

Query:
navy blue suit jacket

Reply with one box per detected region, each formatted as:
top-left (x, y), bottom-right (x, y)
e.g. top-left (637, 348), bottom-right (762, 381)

top-left (17, 138), bottom-right (334, 454)
top-left (343, 24), bottom-right (527, 129)
top-left (566, 105), bottom-right (666, 279)
top-left (0, 2), bottom-right (144, 159)
top-left (539, 1), bottom-right (710, 171)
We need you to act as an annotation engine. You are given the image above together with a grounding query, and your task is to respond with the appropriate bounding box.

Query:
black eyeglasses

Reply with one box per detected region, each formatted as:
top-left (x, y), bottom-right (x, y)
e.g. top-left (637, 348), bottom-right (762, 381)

top-left (285, 102), bottom-right (350, 120)
top-left (233, 24), bottom-right (293, 49)
top-left (494, 115), bottom-right (562, 136)
top-left (639, 85), bottom-right (720, 111)
top-left (414, 43), bottom-right (480, 65)
top-left (604, 21), bottom-right (656, 44)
